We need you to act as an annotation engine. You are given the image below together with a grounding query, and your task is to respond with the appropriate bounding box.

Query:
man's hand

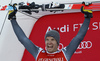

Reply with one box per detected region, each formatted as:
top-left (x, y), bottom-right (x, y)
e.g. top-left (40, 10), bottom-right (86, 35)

top-left (81, 6), bottom-right (93, 18)
top-left (8, 3), bottom-right (17, 20)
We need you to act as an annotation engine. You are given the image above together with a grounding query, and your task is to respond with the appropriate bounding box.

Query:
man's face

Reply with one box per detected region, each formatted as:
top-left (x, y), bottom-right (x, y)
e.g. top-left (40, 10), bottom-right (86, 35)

top-left (45, 37), bottom-right (58, 53)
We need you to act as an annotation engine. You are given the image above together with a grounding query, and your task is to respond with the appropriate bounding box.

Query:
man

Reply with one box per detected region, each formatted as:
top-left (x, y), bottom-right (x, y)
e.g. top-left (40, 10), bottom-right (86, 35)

top-left (8, 5), bottom-right (93, 61)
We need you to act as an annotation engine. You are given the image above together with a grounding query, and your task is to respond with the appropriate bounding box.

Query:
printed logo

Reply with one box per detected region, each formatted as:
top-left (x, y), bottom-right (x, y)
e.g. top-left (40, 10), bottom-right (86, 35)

top-left (0, 5), bottom-right (7, 10)
top-left (77, 41), bottom-right (92, 49)
top-left (57, 41), bottom-right (92, 54)
top-left (38, 57), bottom-right (64, 61)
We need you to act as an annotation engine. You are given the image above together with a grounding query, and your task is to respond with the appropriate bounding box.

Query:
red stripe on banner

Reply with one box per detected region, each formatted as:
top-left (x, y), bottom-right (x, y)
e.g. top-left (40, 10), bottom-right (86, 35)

top-left (22, 11), bottom-right (100, 61)
top-left (71, 3), bottom-right (100, 10)
top-left (71, 4), bottom-right (83, 9)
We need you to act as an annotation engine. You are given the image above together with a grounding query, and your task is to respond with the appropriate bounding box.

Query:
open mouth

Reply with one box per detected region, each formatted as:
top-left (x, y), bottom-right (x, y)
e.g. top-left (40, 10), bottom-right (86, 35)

top-left (47, 45), bottom-right (53, 48)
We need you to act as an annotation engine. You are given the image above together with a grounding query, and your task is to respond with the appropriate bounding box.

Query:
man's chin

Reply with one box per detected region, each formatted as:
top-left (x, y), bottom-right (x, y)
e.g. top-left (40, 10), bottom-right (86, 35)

top-left (47, 48), bottom-right (53, 53)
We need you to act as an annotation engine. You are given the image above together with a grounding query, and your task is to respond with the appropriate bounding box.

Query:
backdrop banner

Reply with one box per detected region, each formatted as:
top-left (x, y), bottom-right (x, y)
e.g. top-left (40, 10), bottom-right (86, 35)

top-left (22, 11), bottom-right (100, 61)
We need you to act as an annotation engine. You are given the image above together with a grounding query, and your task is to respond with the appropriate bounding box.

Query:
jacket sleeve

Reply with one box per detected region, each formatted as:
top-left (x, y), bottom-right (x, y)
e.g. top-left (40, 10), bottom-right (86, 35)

top-left (10, 19), bottom-right (39, 59)
top-left (62, 17), bottom-right (91, 60)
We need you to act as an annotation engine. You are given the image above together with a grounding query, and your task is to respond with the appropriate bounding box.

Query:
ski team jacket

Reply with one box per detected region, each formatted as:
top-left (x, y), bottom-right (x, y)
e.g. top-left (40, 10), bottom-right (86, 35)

top-left (10, 17), bottom-right (91, 61)
top-left (36, 49), bottom-right (68, 61)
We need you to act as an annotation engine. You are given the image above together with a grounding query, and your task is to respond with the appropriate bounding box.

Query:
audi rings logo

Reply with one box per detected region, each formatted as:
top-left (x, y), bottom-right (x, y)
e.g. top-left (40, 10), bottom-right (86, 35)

top-left (77, 41), bottom-right (92, 49)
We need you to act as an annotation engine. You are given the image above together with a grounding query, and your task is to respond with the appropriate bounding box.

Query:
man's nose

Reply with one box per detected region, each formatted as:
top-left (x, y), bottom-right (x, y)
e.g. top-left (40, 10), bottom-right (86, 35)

top-left (47, 40), bottom-right (52, 44)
